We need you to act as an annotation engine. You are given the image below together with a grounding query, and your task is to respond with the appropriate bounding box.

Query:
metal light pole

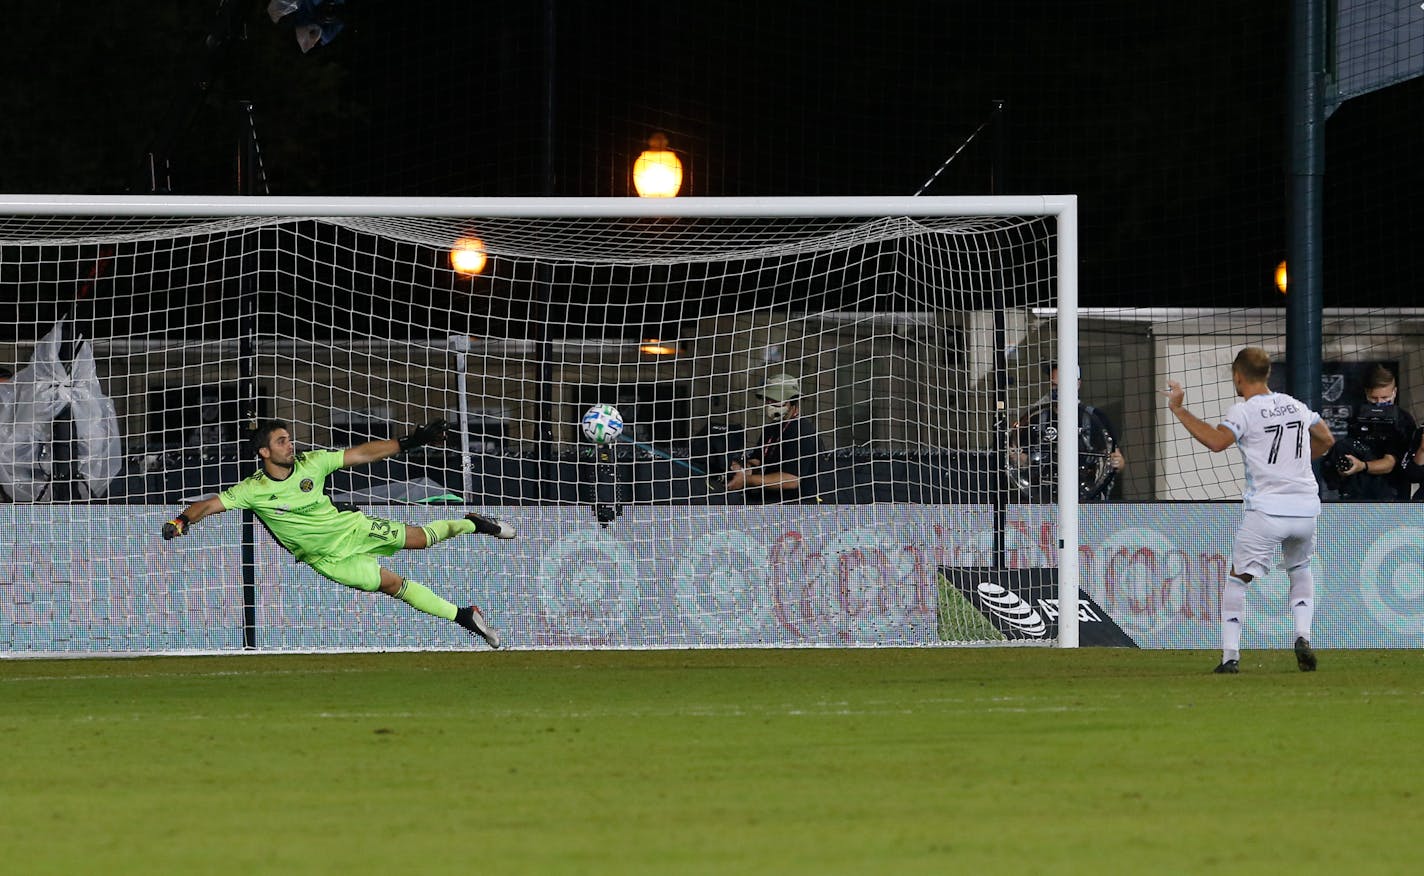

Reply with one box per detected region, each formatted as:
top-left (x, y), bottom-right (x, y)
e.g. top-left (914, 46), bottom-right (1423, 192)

top-left (1286, 0), bottom-right (1326, 411)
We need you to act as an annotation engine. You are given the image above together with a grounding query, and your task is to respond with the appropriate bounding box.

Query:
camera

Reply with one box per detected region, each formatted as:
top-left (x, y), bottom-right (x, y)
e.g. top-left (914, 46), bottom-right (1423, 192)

top-left (1352, 404), bottom-right (1398, 429)
top-left (1322, 437), bottom-right (1374, 488)
top-left (1344, 405), bottom-right (1404, 464)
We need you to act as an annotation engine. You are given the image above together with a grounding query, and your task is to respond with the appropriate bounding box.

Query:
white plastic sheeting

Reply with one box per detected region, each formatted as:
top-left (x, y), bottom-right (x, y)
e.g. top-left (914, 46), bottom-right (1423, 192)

top-left (0, 319), bottom-right (121, 501)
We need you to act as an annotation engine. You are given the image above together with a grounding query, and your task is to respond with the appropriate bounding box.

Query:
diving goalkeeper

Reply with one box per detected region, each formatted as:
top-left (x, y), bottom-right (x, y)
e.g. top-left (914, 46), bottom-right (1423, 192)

top-left (160, 418), bottom-right (511, 648)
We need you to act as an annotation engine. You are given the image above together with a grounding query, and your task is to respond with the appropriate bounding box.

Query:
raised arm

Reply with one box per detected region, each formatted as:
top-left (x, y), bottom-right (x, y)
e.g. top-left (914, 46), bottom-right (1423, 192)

top-left (1163, 380), bottom-right (1237, 453)
top-left (341, 437), bottom-right (403, 468)
top-left (343, 418), bottom-right (451, 468)
top-left (161, 495), bottom-right (228, 540)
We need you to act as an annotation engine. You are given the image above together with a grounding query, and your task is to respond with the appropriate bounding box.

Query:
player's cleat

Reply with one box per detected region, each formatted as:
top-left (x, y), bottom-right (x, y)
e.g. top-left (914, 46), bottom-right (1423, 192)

top-left (1212, 659), bottom-right (1240, 674)
top-left (1294, 636), bottom-right (1317, 672)
top-left (456, 605), bottom-right (501, 649)
top-left (466, 512), bottom-right (515, 539)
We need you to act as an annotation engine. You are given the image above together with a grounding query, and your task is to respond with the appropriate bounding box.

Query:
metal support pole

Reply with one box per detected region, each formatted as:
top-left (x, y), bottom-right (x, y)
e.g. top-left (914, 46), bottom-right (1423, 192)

top-left (238, 232), bottom-right (259, 650)
top-left (991, 99), bottom-right (1008, 569)
top-left (451, 335), bottom-right (474, 499)
top-left (1056, 201), bottom-right (1080, 649)
top-left (1287, 0), bottom-right (1326, 410)
top-left (237, 107), bottom-right (261, 650)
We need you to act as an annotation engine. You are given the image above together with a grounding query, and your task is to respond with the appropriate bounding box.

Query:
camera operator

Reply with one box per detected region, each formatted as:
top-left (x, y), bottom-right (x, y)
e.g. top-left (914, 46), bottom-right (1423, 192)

top-left (1327, 364), bottom-right (1415, 501)
top-left (1008, 363), bottom-right (1123, 502)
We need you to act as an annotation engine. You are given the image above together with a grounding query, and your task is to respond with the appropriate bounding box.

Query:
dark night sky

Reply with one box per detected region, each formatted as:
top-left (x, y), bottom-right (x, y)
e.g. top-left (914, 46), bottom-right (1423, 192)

top-left (1, 1), bottom-right (1420, 309)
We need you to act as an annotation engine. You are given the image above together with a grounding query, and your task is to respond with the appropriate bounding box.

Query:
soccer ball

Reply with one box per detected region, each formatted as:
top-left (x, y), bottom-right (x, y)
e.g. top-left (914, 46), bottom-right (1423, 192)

top-left (581, 404), bottom-right (624, 444)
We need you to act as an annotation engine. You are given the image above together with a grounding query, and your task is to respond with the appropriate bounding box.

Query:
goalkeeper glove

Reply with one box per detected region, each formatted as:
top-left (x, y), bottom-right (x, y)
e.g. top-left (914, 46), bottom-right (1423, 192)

top-left (398, 418), bottom-right (451, 451)
top-left (162, 513), bottom-right (192, 540)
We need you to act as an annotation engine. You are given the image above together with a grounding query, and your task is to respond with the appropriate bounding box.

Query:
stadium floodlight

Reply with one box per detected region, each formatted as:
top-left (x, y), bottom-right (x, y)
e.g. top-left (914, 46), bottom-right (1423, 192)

top-left (0, 194), bottom-right (1080, 654)
top-left (449, 235), bottom-right (488, 276)
top-left (632, 133), bottom-right (684, 198)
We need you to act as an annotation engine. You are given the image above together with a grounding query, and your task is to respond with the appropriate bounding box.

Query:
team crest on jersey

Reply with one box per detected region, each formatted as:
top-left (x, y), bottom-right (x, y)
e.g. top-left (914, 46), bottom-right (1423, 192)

top-left (300, 478), bottom-right (315, 492)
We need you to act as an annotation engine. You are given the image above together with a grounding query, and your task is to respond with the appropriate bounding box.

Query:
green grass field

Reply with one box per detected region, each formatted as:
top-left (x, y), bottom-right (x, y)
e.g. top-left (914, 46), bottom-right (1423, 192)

top-left (3, 648), bottom-right (1421, 875)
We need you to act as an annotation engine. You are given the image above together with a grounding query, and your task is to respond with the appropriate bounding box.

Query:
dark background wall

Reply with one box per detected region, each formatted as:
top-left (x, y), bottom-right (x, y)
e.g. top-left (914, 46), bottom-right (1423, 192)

top-left (1, 1), bottom-right (1420, 309)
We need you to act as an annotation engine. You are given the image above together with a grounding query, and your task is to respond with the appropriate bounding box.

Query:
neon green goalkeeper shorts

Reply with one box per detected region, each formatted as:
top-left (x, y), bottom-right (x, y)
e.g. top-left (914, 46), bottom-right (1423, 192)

top-left (307, 515), bottom-right (406, 592)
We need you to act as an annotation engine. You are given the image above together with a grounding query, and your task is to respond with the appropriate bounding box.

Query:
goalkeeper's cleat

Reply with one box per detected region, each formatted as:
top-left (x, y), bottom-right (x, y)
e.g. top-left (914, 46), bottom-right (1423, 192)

top-left (456, 605), bottom-right (501, 649)
top-left (1212, 659), bottom-right (1240, 674)
top-left (466, 512), bottom-right (515, 540)
top-left (1294, 636), bottom-right (1317, 672)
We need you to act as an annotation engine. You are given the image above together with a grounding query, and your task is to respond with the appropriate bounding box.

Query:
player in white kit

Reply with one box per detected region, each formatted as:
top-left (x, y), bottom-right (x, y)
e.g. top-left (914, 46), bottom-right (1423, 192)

top-left (1164, 347), bottom-right (1334, 673)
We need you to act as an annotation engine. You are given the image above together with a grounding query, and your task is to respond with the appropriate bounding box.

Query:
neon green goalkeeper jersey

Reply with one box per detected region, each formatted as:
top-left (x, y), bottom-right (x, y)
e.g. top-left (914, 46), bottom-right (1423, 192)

top-left (218, 449), bottom-right (365, 562)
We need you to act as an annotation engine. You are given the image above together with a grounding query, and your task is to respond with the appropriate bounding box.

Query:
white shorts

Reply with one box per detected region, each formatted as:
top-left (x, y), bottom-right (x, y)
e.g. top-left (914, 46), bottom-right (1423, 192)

top-left (1231, 509), bottom-right (1317, 579)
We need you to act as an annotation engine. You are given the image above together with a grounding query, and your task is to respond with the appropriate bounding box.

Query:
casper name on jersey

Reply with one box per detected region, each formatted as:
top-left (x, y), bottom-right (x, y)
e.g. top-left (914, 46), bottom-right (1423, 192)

top-left (1220, 392), bottom-right (1321, 516)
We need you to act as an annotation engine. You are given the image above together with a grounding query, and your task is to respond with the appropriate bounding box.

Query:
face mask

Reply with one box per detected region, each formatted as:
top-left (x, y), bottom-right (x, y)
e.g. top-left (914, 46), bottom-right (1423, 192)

top-left (764, 402), bottom-right (791, 421)
top-left (1372, 398), bottom-right (1395, 408)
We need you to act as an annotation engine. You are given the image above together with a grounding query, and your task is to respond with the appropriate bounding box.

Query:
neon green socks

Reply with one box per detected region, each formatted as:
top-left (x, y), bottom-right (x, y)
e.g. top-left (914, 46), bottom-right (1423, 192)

top-left (398, 521), bottom-right (474, 620)
top-left (421, 518), bottom-right (477, 546)
top-left (395, 579), bottom-right (458, 621)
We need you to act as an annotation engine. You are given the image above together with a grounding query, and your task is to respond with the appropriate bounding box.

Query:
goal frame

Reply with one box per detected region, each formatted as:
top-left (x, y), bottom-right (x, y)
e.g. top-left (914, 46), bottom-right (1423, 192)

top-left (0, 193), bottom-right (1081, 648)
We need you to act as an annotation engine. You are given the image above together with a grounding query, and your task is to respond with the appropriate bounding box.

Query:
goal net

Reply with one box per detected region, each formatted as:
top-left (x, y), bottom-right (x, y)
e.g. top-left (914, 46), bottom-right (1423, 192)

top-left (0, 195), bottom-right (1080, 654)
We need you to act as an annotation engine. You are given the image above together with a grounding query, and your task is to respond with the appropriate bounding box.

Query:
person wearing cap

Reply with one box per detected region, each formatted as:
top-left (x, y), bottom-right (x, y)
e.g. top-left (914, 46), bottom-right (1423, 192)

top-left (725, 373), bottom-right (823, 503)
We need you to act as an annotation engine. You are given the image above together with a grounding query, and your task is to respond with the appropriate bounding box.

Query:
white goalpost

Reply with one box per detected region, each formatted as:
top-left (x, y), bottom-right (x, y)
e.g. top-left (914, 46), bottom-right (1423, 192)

top-left (0, 195), bottom-right (1080, 654)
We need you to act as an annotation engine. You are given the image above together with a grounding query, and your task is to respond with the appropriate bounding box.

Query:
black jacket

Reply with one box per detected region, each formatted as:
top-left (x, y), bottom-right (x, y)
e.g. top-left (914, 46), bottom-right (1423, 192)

top-left (745, 416), bottom-right (822, 504)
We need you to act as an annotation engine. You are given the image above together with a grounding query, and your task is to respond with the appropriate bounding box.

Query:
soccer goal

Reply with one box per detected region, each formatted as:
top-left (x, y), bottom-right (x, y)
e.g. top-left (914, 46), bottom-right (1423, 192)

top-left (0, 195), bottom-right (1081, 654)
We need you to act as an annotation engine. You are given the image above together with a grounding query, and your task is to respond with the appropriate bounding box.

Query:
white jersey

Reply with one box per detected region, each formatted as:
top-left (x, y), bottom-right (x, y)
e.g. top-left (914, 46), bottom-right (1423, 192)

top-left (1220, 392), bottom-right (1322, 517)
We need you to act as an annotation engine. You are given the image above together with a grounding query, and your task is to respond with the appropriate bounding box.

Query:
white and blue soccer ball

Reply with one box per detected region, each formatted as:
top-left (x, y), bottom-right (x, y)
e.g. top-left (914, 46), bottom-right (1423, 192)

top-left (581, 404), bottom-right (624, 444)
